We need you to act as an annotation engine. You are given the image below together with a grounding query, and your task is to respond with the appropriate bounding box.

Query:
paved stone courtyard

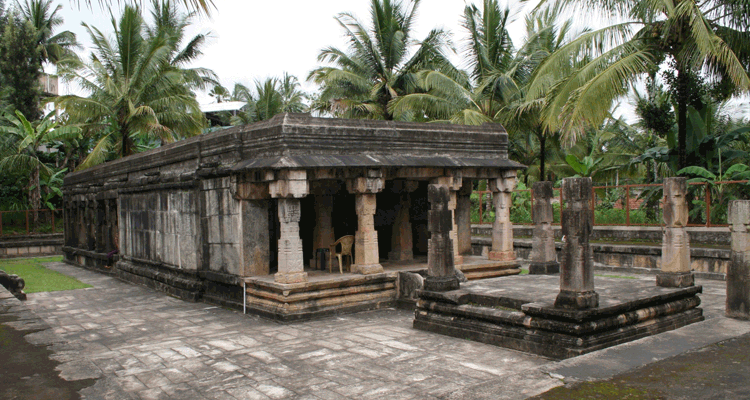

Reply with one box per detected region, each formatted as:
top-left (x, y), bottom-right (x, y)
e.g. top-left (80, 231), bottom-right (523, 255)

top-left (26, 262), bottom-right (559, 400)
top-left (21, 262), bottom-right (750, 400)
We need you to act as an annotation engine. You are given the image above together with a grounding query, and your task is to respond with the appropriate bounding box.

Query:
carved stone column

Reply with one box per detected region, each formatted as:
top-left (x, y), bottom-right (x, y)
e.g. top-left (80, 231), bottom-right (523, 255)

top-left (347, 171), bottom-right (384, 274)
top-left (432, 174), bottom-right (464, 265)
top-left (424, 184), bottom-right (459, 291)
top-left (488, 170), bottom-right (517, 261)
top-left (657, 177), bottom-right (694, 288)
top-left (389, 180), bottom-right (418, 262)
top-left (529, 181), bottom-right (559, 274)
top-left (726, 200), bottom-right (750, 319)
top-left (269, 170), bottom-right (309, 284)
top-left (456, 180), bottom-right (473, 258)
top-left (555, 177), bottom-right (598, 309)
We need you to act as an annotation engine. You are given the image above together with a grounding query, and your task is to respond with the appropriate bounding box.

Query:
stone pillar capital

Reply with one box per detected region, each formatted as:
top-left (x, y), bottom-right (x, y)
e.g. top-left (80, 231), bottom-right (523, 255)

top-left (347, 171), bottom-right (384, 194)
top-left (431, 173), bottom-right (462, 191)
top-left (489, 170), bottom-right (517, 193)
top-left (269, 169), bottom-right (309, 198)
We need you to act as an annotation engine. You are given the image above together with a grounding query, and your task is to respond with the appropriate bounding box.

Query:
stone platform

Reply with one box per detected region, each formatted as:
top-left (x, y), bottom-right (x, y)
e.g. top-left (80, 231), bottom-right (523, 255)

top-left (244, 255), bottom-right (520, 321)
top-left (414, 274), bottom-right (704, 359)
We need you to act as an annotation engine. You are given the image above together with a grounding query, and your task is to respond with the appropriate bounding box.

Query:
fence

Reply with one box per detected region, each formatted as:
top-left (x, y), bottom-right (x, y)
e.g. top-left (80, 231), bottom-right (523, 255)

top-left (473, 180), bottom-right (750, 227)
top-left (0, 209), bottom-right (63, 236)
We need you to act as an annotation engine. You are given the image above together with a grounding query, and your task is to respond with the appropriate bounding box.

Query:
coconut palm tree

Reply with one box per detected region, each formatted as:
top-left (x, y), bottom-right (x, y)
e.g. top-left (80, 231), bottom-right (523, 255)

top-left (308, 0), bottom-right (459, 120)
top-left (18, 0), bottom-right (78, 66)
top-left (388, 0), bottom-right (517, 123)
top-left (230, 74), bottom-right (308, 125)
top-left (55, 2), bottom-right (208, 168)
top-left (531, 0), bottom-right (750, 171)
top-left (501, 6), bottom-right (577, 182)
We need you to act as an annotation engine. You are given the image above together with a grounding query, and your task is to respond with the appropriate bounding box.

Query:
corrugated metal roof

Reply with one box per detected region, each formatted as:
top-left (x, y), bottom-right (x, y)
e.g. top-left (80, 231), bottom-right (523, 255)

top-left (232, 155), bottom-right (526, 170)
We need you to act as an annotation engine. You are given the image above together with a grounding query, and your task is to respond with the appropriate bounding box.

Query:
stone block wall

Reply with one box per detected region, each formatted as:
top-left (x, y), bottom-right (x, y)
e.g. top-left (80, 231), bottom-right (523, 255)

top-left (120, 190), bottom-right (199, 270)
top-left (202, 177), bottom-right (241, 275)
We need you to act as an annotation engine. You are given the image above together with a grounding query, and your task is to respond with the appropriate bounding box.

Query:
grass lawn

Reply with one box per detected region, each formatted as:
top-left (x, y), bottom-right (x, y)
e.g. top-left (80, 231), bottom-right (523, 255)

top-left (0, 256), bottom-right (91, 293)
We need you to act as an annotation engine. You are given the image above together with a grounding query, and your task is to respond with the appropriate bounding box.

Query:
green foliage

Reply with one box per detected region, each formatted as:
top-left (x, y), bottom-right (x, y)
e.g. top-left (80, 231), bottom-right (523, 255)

top-left (564, 154), bottom-right (602, 178)
top-left (309, 0), bottom-right (459, 120)
top-left (0, 11), bottom-right (41, 120)
top-left (56, 1), bottom-right (211, 168)
top-left (18, 0), bottom-right (79, 66)
top-left (0, 110), bottom-right (80, 212)
top-left (231, 74), bottom-right (308, 125)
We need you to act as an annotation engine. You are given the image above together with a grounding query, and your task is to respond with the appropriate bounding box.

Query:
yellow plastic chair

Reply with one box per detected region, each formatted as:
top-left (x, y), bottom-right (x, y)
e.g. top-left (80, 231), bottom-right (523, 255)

top-left (329, 235), bottom-right (355, 274)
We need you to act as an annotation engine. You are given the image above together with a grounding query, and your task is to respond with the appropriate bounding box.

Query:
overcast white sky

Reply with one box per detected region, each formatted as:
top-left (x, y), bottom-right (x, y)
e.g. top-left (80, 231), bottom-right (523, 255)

top-left (56, 0), bottom-right (538, 103)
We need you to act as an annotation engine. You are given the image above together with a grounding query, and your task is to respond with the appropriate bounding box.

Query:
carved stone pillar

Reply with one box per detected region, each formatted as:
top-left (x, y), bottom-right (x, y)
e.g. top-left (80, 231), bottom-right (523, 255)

top-left (389, 180), bottom-right (418, 262)
top-left (456, 180), bottom-right (473, 257)
top-left (269, 170), bottom-right (309, 284)
top-left (555, 177), bottom-right (598, 309)
top-left (726, 200), bottom-right (750, 319)
top-left (488, 170), bottom-right (517, 261)
top-left (424, 184), bottom-right (459, 291)
top-left (529, 181), bottom-right (559, 274)
top-left (347, 171), bottom-right (385, 275)
top-left (657, 177), bottom-right (694, 288)
top-left (432, 174), bottom-right (464, 265)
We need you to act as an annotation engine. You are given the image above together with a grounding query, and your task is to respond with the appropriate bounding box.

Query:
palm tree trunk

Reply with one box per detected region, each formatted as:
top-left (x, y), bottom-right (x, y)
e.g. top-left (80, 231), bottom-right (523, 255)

top-left (539, 134), bottom-right (546, 181)
top-left (676, 65), bottom-right (689, 172)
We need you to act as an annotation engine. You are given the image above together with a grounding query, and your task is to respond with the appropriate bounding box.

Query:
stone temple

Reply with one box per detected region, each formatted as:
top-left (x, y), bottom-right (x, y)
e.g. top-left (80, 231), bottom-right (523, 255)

top-left (62, 113), bottom-right (525, 321)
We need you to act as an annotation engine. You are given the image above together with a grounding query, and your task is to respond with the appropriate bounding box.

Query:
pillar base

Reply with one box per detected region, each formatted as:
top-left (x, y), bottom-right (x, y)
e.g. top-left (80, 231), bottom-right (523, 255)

top-left (353, 263), bottom-right (384, 275)
top-left (274, 271), bottom-right (308, 284)
top-left (554, 290), bottom-right (599, 310)
top-left (529, 261), bottom-right (560, 275)
top-left (423, 275), bottom-right (460, 292)
top-left (388, 250), bottom-right (414, 262)
top-left (488, 250), bottom-right (516, 261)
top-left (656, 272), bottom-right (694, 288)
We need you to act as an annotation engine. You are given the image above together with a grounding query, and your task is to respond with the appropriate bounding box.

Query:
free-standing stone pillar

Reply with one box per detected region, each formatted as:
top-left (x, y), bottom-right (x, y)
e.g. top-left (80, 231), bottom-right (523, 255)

top-left (657, 177), bottom-right (694, 288)
top-left (554, 177), bottom-right (598, 309)
top-left (529, 181), bottom-right (559, 274)
top-left (727, 200), bottom-right (750, 319)
top-left (424, 184), bottom-right (459, 291)
top-left (348, 172), bottom-right (384, 275)
top-left (488, 170), bottom-right (517, 261)
top-left (389, 180), bottom-right (418, 261)
top-left (456, 180), bottom-right (473, 258)
top-left (269, 170), bottom-right (309, 284)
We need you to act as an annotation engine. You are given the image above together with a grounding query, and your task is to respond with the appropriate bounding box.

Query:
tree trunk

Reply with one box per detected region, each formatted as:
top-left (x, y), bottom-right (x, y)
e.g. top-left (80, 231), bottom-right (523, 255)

top-left (676, 65), bottom-right (689, 172)
top-left (539, 134), bottom-right (546, 182)
top-left (30, 164), bottom-right (40, 226)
